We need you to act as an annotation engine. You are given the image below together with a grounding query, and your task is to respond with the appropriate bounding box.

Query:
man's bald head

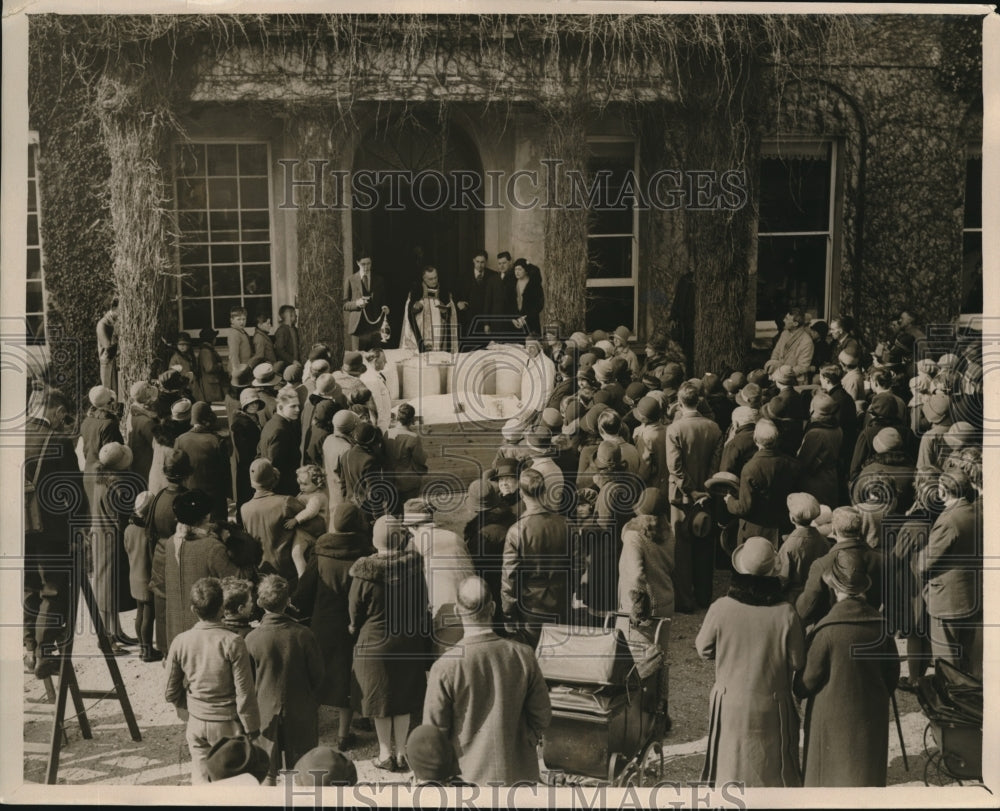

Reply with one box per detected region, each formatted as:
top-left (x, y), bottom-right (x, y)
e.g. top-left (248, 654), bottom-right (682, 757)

top-left (753, 419), bottom-right (779, 450)
top-left (456, 576), bottom-right (494, 624)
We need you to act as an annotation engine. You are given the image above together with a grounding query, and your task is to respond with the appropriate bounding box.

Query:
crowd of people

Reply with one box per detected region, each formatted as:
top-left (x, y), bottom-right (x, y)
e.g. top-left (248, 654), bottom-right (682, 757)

top-left (21, 292), bottom-right (985, 788)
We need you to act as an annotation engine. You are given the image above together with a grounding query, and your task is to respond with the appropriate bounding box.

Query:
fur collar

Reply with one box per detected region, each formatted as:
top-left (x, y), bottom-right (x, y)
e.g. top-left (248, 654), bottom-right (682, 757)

top-left (727, 571), bottom-right (786, 606)
top-left (349, 549), bottom-right (422, 583)
top-left (811, 596), bottom-right (884, 634)
top-left (622, 514), bottom-right (667, 545)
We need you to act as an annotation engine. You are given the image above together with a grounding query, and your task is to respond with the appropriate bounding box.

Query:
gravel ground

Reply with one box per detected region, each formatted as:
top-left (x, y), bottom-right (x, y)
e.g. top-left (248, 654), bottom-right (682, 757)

top-left (23, 562), bottom-right (955, 790)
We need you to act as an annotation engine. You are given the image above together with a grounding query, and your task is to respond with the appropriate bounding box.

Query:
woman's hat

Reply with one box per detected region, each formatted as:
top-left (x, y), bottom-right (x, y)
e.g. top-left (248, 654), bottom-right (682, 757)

top-left (133, 490), bottom-right (155, 518)
top-left (249, 458), bottom-right (279, 491)
top-left (314, 373), bottom-right (341, 400)
top-left (199, 327), bottom-right (219, 342)
top-left (163, 448), bottom-right (192, 480)
top-left (593, 359), bottom-right (614, 384)
top-left (333, 409), bottom-right (358, 434)
top-left (313, 399), bottom-right (338, 426)
top-left (239, 388), bottom-right (264, 410)
top-left (822, 548), bottom-right (872, 596)
top-left (352, 421), bottom-right (378, 447)
top-left (594, 440), bottom-right (623, 471)
top-left (732, 536), bottom-right (779, 577)
top-left (176, 332), bottom-right (192, 345)
top-left (170, 398), bottom-right (193, 421)
top-left (541, 407), bottom-right (564, 432)
top-left (579, 402), bottom-right (611, 435)
top-left (98, 441), bottom-right (133, 471)
top-left (172, 488), bottom-right (214, 525)
top-left (787, 492), bottom-right (821, 524)
top-left (705, 471), bottom-right (740, 499)
top-left (283, 362), bottom-right (304, 384)
top-left (633, 396), bottom-right (661, 423)
top-left (735, 383), bottom-right (762, 409)
top-left (308, 343), bottom-right (332, 363)
top-left (943, 421), bottom-right (977, 449)
top-left (191, 401), bottom-right (216, 427)
top-left (129, 380), bottom-right (159, 407)
top-left (872, 426), bottom-right (903, 454)
top-left (331, 503), bottom-right (364, 535)
top-left (723, 371), bottom-right (746, 393)
top-left (624, 381), bottom-right (648, 405)
top-left (812, 504), bottom-right (834, 537)
top-left (922, 392), bottom-right (951, 425)
top-left (88, 385), bottom-right (116, 408)
top-left (292, 746), bottom-right (357, 787)
top-left (501, 418), bottom-right (524, 442)
top-left (342, 351), bottom-right (365, 375)
top-left (466, 479), bottom-right (502, 513)
top-left (252, 363), bottom-right (279, 387)
top-left (494, 458), bottom-right (521, 479)
top-left (614, 325), bottom-right (631, 343)
top-left (204, 736), bottom-right (269, 783)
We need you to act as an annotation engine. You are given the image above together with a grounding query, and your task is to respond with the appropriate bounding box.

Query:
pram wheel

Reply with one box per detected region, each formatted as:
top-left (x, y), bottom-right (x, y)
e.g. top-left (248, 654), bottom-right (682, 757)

top-left (619, 740), bottom-right (665, 787)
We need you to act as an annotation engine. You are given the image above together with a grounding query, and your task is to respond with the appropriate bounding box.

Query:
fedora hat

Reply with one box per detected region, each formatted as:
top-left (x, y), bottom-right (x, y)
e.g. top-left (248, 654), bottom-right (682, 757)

top-left (170, 398), bottom-right (192, 421)
top-left (501, 418), bottom-right (525, 442)
top-left (525, 426), bottom-right (553, 450)
top-left (204, 736), bottom-right (269, 783)
top-left (252, 363), bottom-right (279, 387)
top-left (342, 351), bottom-right (365, 375)
top-left (199, 326), bottom-right (219, 342)
top-left (705, 471), bottom-right (740, 499)
top-left (249, 458), bottom-right (279, 491)
top-left (172, 489), bottom-right (214, 525)
top-left (686, 499), bottom-right (713, 539)
top-left (809, 392), bottom-right (838, 421)
top-left (822, 548), bottom-right (872, 597)
top-left (732, 536), bottom-right (779, 577)
top-left (313, 373), bottom-right (342, 401)
top-left (230, 363), bottom-right (254, 389)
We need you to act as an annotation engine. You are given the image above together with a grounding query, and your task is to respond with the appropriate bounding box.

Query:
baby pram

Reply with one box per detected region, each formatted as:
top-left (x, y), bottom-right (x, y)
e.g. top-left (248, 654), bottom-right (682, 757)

top-left (916, 659), bottom-right (982, 785)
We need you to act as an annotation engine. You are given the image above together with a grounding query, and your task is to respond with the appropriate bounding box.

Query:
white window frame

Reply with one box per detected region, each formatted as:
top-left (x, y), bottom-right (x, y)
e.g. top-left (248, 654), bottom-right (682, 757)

top-left (26, 132), bottom-right (48, 345)
top-left (755, 138), bottom-right (837, 340)
top-left (172, 139), bottom-right (277, 342)
top-left (585, 135), bottom-right (640, 337)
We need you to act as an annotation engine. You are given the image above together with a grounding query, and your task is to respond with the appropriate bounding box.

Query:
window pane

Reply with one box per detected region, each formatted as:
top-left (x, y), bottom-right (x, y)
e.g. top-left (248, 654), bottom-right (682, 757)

top-left (585, 285), bottom-right (635, 333)
top-left (239, 143), bottom-right (268, 176)
top-left (27, 213), bottom-right (38, 245)
top-left (243, 264), bottom-right (271, 295)
top-left (587, 148), bottom-right (635, 236)
top-left (758, 155), bottom-right (831, 233)
top-left (180, 244), bottom-right (210, 265)
top-left (241, 210), bottom-right (269, 231)
top-left (241, 243), bottom-right (270, 263)
top-left (176, 143), bottom-right (204, 177)
top-left (244, 296), bottom-right (273, 323)
top-left (26, 314), bottom-right (45, 345)
top-left (209, 210), bottom-right (240, 242)
top-left (178, 211), bottom-right (208, 241)
top-left (213, 297), bottom-right (244, 329)
top-left (28, 180), bottom-right (36, 213)
top-left (964, 157), bottom-right (982, 229)
top-left (208, 178), bottom-right (238, 210)
top-left (177, 178), bottom-right (207, 210)
top-left (28, 144), bottom-right (35, 177)
top-left (213, 266), bottom-right (242, 296)
top-left (756, 235), bottom-right (829, 322)
top-left (211, 244), bottom-right (240, 264)
top-left (962, 231), bottom-right (982, 314)
top-left (240, 177), bottom-right (269, 209)
top-left (587, 237), bottom-right (633, 280)
top-left (181, 267), bottom-right (211, 297)
top-left (27, 248), bottom-right (41, 280)
top-left (206, 144), bottom-right (238, 176)
top-left (182, 298), bottom-right (212, 332)
top-left (26, 284), bottom-right (43, 314)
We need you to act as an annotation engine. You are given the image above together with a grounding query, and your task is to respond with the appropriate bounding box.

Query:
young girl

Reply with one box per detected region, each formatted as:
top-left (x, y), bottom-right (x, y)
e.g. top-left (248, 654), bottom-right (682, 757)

top-left (285, 465), bottom-right (329, 577)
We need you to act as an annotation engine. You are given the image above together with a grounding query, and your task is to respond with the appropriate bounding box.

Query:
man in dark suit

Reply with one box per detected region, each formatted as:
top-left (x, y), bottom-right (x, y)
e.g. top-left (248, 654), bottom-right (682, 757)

top-left (343, 253), bottom-right (388, 350)
top-left (454, 250), bottom-right (501, 351)
top-left (490, 250), bottom-right (518, 342)
top-left (23, 388), bottom-right (88, 679)
top-left (917, 471), bottom-right (982, 678)
top-left (258, 389), bottom-right (302, 496)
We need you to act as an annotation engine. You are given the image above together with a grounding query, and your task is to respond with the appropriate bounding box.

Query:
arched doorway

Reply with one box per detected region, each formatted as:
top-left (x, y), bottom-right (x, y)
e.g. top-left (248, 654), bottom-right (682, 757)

top-left (352, 115), bottom-right (485, 347)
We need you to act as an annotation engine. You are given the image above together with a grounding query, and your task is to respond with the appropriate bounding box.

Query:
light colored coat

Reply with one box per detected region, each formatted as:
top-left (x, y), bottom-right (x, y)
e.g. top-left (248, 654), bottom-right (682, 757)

top-left (423, 632), bottom-right (552, 786)
top-left (360, 367), bottom-right (393, 432)
top-left (406, 524), bottom-right (475, 653)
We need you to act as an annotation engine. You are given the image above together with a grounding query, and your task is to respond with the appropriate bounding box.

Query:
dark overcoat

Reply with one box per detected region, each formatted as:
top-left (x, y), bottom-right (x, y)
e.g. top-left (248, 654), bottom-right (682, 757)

top-left (796, 598), bottom-right (900, 786)
top-left (292, 528), bottom-right (373, 707)
top-left (795, 538), bottom-right (884, 627)
top-left (245, 612), bottom-right (325, 767)
top-left (127, 404), bottom-right (157, 485)
top-left (174, 427), bottom-right (230, 521)
top-left (797, 419), bottom-right (842, 509)
top-left (230, 410), bottom-right (261, 514)
top-left (258, 413), bottom-right (302, 496)
top-left (464, 506), bottom-right (516, 629)
top-left (348, 549), bottom-right (430, 717)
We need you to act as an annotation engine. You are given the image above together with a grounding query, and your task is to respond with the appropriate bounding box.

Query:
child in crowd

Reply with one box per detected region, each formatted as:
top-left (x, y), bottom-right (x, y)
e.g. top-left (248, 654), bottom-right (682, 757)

top-left (221, 576), bottom-right (256, 637)
top-left (253, 312), bottom-right (277, 363)
top-left (168, 333), bottom-right (196, 378)
top-left (286, 465), bottom-right (329, 577)
top-left (123, 490), bottom-right (160, 662)
top-left (493, 418), bottom-right (532, 468)
top-left (612, 326), bottom-right (640, 380)
top-left (245, 575), bottom-right (324, 785)
top-left (164, 577), bottom-right (260, 785)
top-left (777, 493), bottom-right (832, 603)
top-left (227, 307), bottom-right (253, 370)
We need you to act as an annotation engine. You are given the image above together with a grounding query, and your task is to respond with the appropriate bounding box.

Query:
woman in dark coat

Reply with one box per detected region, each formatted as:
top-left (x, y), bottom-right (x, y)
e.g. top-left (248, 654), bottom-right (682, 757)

top-left (512, 260), bottom-right (545, 337)
top-left (174, 402), bottom-right (231, 522)
top-left (126, 382), bottom-right (159, 486)
top-left (348, 515), bottom-right (430, 771)
top-left (696, 536), bottom-right (805, 787)
top-left (462, 480), bottom-right (515, 632)
top-left (195, 327), bottom-right (227, 403)
top-left (81, 386), bottom-right (123, 501)
top-left (797, 393), bottom-right (843, 509)
top-left (231, 389), bottom-right (264, 518)
top-left (293, 503), bottom-right (374, 750)
top-left (795, 548), bottom-right (900, 786)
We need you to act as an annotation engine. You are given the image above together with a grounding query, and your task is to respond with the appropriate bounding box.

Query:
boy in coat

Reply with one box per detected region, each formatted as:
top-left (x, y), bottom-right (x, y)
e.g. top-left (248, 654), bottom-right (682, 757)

top-left (777, 493), bottom-right (832, 603)
top-left (165, 577), bottom-right (261, 785)
top-left (245, 575), bottom-right (325, 785)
